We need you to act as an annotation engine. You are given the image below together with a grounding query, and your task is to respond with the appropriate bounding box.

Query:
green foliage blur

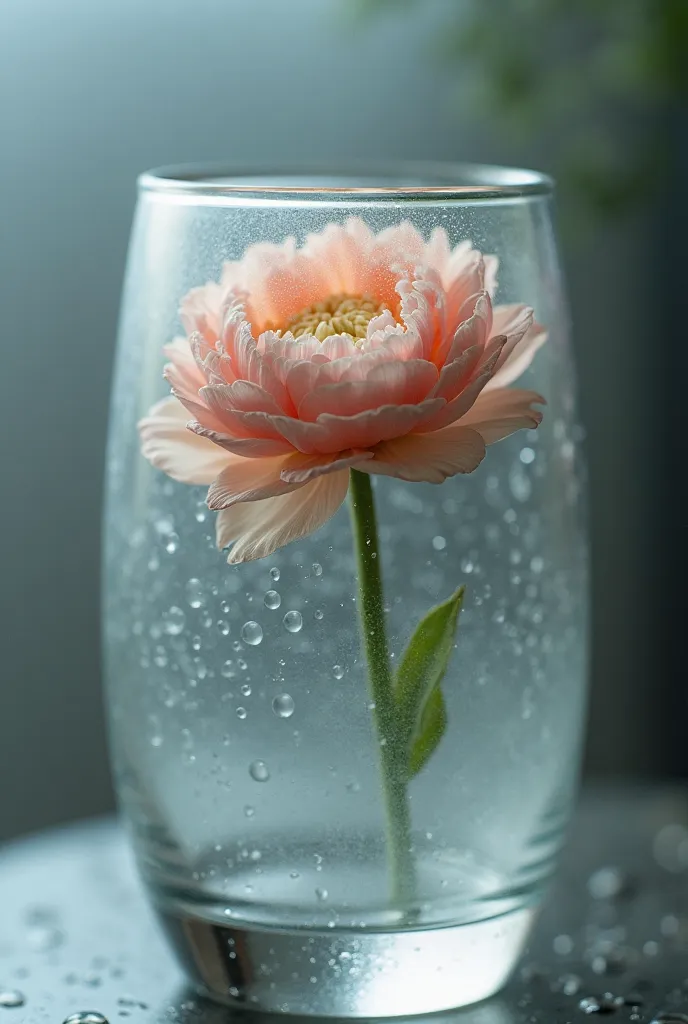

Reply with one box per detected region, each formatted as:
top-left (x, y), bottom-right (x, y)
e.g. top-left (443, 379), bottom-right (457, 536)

top-left (355, 0), bottom-right (688, 222)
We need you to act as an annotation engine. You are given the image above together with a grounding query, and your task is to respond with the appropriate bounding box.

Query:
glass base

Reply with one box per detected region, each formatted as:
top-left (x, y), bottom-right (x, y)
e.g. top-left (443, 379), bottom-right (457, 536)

top-left (158, 904), bottom-right (536, 1017)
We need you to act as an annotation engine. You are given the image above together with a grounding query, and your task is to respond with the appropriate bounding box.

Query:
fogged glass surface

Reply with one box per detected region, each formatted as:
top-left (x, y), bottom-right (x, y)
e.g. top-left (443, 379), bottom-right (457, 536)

top-left (104, 184), bottom-right (587, 934)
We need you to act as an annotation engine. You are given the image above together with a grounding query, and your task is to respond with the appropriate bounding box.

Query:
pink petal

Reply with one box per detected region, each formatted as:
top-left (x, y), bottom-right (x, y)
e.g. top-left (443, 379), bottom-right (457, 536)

top-left (458, 387), bottom-right (545, 444)
top-left (301, 220), bottom-right (372, 296)
top-left (361, 424), bottom-right (486, 483)
top-left (238, 238), bottom-right (331, 330)
top-left (138, 396), bottom-right (232, 485)
top-left (487, 320), bottom-right (548, 390)
top-left (297, 360), bottom-right (438, 422)
top-left (419, 341), bottom-right (505, 433)
top-left (484, 255), bottom-right (499, 296)
top-left (180, 280), bottom-right (225, 344)
top-left (317, 333), bottom-right (359, 361)
top-left (279, 450), bottom-right (374, 484)
top-left (445, 297), bottom-right (491, 364)
top-left (163, 336), bottom-right (208, 404)
top-left (267, 398), bottom-right (445, 454)
top-left (443, 254), bottom-right (486, 338)
top-left (199, 382), bottom-right (284, 418)
top-left (417, 364), bottom-right (496, 433)
top-left (397, 276), bottom-right (445, 362)
top-left (188, 421), bottom-right (294, 457)
top-left (430, 346), bottom-right (483, 402)
top-left (206, 453), bottom-right (299, 511)
top-left (422, 227), bottom-right (456, 276)
top-left (216, 469), bottom-right (350, 564)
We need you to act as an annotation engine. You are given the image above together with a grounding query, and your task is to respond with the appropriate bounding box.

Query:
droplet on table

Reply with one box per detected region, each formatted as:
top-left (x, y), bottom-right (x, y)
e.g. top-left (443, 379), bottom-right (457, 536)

top-left (249, 760), bottom-right (270, 782)
top-left (63, 1015), bottom-right (109, 1024)
top-left (0, 991), bottom-right (25, 1009)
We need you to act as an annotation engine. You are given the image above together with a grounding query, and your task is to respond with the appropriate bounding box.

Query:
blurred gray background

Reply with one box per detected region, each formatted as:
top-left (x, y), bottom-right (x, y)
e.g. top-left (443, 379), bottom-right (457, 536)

top-left (0, 0), bottom-right (680, 841)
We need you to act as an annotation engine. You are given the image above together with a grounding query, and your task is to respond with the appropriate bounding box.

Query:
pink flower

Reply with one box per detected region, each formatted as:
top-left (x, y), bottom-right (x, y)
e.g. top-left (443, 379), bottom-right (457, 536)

top-left (139, 218), bottom-right (546, 563)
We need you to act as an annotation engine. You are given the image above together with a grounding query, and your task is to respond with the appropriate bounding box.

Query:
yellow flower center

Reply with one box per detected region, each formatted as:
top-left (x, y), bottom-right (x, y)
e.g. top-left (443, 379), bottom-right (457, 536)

top-left (281, 293), bottom-right (389, 342)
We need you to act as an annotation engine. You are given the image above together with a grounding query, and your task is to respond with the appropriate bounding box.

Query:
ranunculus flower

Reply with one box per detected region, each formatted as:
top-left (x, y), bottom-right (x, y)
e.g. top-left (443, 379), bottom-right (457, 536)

top-left (139, 218), bottom-right (546, 563)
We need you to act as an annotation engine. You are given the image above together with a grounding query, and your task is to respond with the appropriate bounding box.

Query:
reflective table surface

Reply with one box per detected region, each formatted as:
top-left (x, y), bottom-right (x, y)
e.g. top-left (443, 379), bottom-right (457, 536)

top-left (2, 788), bottom-right (688, 1024)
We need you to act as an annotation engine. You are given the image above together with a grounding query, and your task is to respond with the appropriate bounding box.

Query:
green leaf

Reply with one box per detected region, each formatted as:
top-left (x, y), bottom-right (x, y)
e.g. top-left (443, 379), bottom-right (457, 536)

top-left (394, 586), bottom-right (465, 778)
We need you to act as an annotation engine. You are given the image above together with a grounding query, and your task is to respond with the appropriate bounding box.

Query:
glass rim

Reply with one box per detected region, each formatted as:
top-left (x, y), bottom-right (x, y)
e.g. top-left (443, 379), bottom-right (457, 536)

top-left (138, 160), bottom-right (554, 201)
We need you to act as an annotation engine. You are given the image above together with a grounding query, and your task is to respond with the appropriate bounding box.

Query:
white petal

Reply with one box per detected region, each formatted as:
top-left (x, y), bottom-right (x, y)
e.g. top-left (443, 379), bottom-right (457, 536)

top-left (138, 395), bottom-right (230, 485)
top-left (216, 470), bottom-right (350, 563)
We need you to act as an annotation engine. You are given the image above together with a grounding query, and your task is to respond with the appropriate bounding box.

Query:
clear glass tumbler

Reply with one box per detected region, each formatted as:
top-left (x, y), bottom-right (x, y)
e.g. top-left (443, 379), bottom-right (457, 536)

top-left (103, 163), bottom-right (588, 1018)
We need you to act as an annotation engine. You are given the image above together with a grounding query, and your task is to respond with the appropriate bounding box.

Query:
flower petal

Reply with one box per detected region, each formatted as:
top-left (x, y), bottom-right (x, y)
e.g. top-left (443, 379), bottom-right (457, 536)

top-left (458, 387), bottom-right (545, 444)
top-left (267, 397), bottom-right (445, 454)
top-left (361, 424), bottom-right (486, 483)
top-left (206, 453), bottom-right (300, 510)
top-left (216, 470), bottom-right (350, 564)
top-left (188, 421), bottom-right (294, 457)
top-left (487, 319), bottom-right (548, 390)
top-left (180, 280), bottom-right (225, 344)
top-left (138, 396), bottom-right (232, 484)
top-left (297, 360), bottom-right (438, 422)
top-left (279, 449), bottom-right (373, 484)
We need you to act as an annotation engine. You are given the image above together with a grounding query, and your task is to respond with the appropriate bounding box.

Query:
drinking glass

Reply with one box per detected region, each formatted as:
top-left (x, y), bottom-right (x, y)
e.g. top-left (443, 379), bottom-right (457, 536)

top-left (103, 162), bottom-right (588, 1018)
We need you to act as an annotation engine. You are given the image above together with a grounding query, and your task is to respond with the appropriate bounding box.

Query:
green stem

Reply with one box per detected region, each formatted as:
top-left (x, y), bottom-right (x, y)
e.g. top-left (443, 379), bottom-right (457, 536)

top-left (348, 468), bottom-right (415, 909)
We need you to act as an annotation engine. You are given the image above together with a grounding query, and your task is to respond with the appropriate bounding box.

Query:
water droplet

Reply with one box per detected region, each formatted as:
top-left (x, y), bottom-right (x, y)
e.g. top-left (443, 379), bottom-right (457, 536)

top-left (221, 600), bottom-right (231, 614)
top-left (332, 665), bottom-right (344, 680)
top-left (241, 621), bottom-right (263, 646)
top-left (264, 590), bottom-right (281, 610)
top-left (530, 555), bottom-right (545, 574)
top-left (240, 683), bottom-right (252, 697)
top-left (579, 995), bottom-right (624, 1015)
top-left (587, 866), bottom-right (629, 901)
top-left (164, 533), bottom-right (179, 554)
top-left (509, 467), bottom-right (532, 502)
top-left (432, 535), bottom-right (447, 551)
top-left (283, 610), bottom-right (303, 633)
top-left (314, 609), bottom-right (324, 621)
top-left (661, 914), bottom-right (680, 936)
top-left (63, 1015), bottom-right (109, 1024)
top-left (290, 871), bottom-right (300, 879)
top-left (272, 693), bottom-right (295, 718)
top-left (221, 660), bottom-right (235, 678)
top-left (162, 606), bottom-right (185, 635)
top-left (154, 515), bottom-right (174, 536)
top-left (249, 760), bottom-right (270, 782)
top-left (520, 446), bottom-right (536, 464)
top-left (553, 934), bottom-right (574, 955)
top-left (312, 563), bottom-right (323, 576)
top-left (315, 888), bottom-right (329, 901)
top-left (236, 707), bottom-right (247, 720)
top-left (185, 578), bottom-right (204, 608)
top-left (555, 973), bottom-right (582, 996)
top-left (217, 620), bottom-right (231, 636)
top-left (270, 567), bottom-right (281, 582)
top-left (238, 658), bottom-right (248, 670)
top-left (0, 991), bottom-right (25, 1009)
top-left (650, 1015), bottom-right (688, 1024)
top-left (244, 805), bottom-right (255, 818)
top-left (643, 940), bottom-right (659, 956)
